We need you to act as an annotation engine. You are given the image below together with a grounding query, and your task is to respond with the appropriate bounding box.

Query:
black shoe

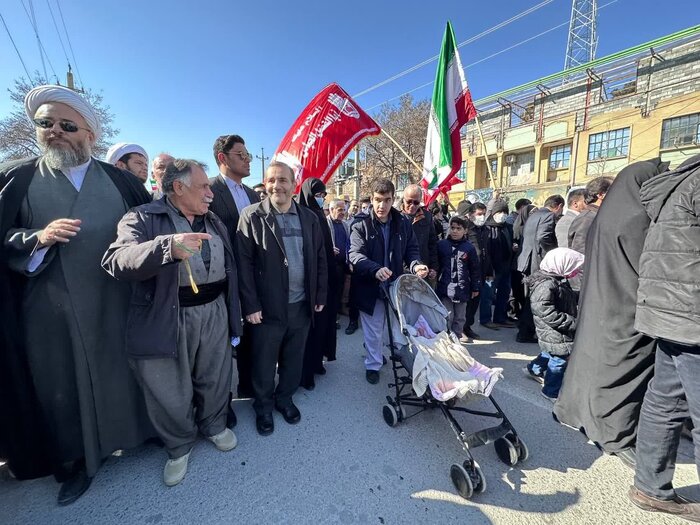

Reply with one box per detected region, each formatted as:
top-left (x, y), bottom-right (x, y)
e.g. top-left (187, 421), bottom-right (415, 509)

top-left (615, 448), bottom-right (636, 470)
top-left (57, 469), bottom-right (92, 506)
top-left (256, 413), bottom-right (274, 436)
top-left (345, 321), bottom-right (358, 335)
top-left (275, 403), bottom-right (301, 424)
top-left (464, 327), bottom-right (480, 340)
top-left (300, 378), bottom-right (315, 391)
top-left (516, 335), bottom-right (539, 343)
top-left (366, 370), bottom-right (380, 384)
top-left (315, 365), bottom-right (326, 375)
top-left (226, 402), bottom-right (237, 428)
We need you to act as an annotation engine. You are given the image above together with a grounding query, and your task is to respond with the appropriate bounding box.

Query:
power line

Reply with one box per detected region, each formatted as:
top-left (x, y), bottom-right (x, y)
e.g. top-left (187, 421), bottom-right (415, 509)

top-left (367, 0), bottom-right (619, 111)
top-left (56, 0), bottom-right (83, 88)
top-left (0, 11), bottom-right (32, 79)
top-left (20, 0), bottom-right (58, 82)
top-left (353, 0), bottom-right (557, 98)
top-left (46, 0), bottom-right (70, 67)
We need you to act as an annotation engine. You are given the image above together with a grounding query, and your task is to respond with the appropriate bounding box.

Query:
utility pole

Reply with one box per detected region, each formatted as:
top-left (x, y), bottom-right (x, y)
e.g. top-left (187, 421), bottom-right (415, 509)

top-left (256, 147), bottom-right (269, 178)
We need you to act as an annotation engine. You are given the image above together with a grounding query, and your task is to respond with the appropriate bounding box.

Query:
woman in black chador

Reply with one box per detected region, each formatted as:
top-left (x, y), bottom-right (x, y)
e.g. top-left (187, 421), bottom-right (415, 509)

top-left (553, 158), bottom-right (668, 466)
top-left (298, 178), bottom-right (337, 390)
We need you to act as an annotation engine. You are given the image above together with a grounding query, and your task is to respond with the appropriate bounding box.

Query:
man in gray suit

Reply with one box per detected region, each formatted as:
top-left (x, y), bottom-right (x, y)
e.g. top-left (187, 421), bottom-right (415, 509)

top-left (555, 189), bottom-right (586, 248)
top-left (516, 194), bottom-right (564, 343)
top-left (208, 135), bottom-right (260, 414)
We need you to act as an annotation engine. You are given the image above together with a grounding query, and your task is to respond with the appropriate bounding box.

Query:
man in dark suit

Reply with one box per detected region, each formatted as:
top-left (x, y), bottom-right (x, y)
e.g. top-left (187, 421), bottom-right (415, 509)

top-left (236, 161), bottom-right (327, 436)
top-left (516, 194), bottom-right (564, 343)
top-left (208, 135), bottom-right (260, 411)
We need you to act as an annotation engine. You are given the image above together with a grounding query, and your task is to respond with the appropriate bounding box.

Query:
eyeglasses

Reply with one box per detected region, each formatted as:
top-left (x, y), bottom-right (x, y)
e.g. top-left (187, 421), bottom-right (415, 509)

top-left (33, 118), bottom-right (90, 133)
top-left (230, 151), bottom-right (253, 162)
top-left (404, 199), bottom-right (421, 206)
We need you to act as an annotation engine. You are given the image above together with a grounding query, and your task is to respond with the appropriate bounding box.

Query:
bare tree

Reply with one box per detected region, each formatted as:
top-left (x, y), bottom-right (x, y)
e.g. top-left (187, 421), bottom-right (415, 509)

top-left (0, 73), bottom-right (118, 162)
top-left (361, 94), bottom-right (430, 195)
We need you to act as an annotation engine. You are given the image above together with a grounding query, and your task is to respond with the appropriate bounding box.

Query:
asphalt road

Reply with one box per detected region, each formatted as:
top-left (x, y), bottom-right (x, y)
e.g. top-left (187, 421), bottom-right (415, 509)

top-left (0, 316), bottom-right (695, 524)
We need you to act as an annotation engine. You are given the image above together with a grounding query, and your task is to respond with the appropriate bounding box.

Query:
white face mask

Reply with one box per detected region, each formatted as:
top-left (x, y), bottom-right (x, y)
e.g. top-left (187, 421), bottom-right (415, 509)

top-left (472, 215), bottom-right (486, 227)
top-left (493, 212), bottom-right (507, 224)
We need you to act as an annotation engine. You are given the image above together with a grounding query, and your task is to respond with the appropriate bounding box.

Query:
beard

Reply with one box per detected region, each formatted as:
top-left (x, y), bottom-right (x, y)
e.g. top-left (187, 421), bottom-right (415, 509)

top-left (39, 135), bottom-right (92, 169)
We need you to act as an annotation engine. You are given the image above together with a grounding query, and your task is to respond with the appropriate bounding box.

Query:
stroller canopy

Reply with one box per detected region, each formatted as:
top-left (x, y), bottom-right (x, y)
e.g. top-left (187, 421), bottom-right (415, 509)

top-left (388, 274), bottom-right (449, 345)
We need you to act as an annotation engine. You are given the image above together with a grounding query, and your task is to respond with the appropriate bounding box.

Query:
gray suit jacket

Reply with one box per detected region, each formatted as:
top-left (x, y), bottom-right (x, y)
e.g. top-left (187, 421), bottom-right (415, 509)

top-left (555, 210), bottom-right (578, 248)
top-left (517, 208), bottom-right (557, 275)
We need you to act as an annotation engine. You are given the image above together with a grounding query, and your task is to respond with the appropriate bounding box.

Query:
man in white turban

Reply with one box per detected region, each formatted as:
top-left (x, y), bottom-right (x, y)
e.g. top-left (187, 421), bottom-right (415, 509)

top-left (105, 143), bottom-right (149, 183)
top-left (0, 85), bottom-right (154, 505)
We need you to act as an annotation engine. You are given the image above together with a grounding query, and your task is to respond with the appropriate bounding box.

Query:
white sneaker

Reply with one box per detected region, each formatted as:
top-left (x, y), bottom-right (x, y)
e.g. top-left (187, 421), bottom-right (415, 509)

top-left (540, 391), bottom-right (557, 403)
top-left (522, 366), bottom-right (545, 386)
top-left (207, 428), bottom-right (237, 452)
top-left (163, 451), bottom-right (190, 487)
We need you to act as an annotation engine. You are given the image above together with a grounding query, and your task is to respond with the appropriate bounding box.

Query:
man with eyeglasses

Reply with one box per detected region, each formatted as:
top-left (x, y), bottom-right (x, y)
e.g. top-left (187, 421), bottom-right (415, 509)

top-left (0, 85), bottom-right (153, 505)
top-left (208, 135), bottom-right (261, 420)
top-left (400, 184), bottom-right (438, 283)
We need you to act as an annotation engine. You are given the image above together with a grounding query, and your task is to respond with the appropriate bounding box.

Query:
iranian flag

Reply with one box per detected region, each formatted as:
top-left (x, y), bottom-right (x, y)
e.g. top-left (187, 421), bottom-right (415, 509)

top-left (421, 21), bottom-right (477, 204)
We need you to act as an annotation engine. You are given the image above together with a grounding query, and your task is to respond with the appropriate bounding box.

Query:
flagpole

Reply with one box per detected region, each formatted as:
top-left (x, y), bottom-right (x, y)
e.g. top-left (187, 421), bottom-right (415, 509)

top-left (472, 115), bottom-right (498, 189)
top-left (381, 128), bottom-right (423, 175)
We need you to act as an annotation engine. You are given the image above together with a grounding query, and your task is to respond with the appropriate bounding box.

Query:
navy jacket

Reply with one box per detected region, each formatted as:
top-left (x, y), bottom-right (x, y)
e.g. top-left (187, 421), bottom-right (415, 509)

top-left (436, 237), bottom-right (481, 303)
top-left (349, 207), bottom-right (421, 315)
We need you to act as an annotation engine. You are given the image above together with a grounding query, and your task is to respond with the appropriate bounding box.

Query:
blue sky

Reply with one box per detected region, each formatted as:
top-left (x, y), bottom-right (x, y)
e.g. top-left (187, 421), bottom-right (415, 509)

top-left (1, 0), bottom-right (697, 184)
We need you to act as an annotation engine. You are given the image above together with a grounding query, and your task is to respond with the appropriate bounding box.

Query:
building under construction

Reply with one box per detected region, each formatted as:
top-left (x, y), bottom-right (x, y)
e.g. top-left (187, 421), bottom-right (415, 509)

top-left (450, 26), bottom-right (700, 207)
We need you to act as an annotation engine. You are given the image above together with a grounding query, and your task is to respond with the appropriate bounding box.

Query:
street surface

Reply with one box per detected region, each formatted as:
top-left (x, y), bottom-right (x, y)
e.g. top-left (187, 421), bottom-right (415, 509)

top-left (0, 317), bottom-right (695, 524)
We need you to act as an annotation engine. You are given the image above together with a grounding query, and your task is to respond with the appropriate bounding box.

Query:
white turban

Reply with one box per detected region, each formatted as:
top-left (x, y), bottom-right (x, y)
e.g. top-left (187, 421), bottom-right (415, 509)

top-left (24, 84), bottom-right (102, 140)
top-left (105, 143), bottom-right (148, 166)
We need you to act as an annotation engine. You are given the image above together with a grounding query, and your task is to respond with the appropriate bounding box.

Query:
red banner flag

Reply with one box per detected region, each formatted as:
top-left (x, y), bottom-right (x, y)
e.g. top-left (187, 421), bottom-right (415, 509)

top-left (273, 83), bottom-right (380, 191)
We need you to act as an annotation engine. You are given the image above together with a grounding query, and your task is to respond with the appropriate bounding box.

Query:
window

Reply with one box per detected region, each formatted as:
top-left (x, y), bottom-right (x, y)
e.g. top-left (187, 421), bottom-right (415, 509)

top-left (456, 160), bottom-right (467, 182)
top-left (507, 151), bottom-right (535, 180)
top-left (482, 158), bottom-right (497, 181)
top-left (661, 113), bottom-right (700, 148)
top-left (549, 144), bottom-right (571, 169)
top-left (588, 128), bottom-right (630, 160)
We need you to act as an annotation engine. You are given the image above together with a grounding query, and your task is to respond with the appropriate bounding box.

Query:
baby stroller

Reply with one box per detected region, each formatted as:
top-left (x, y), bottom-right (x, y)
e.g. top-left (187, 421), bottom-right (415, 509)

top-left (380, 274), bottom-right (528, 499)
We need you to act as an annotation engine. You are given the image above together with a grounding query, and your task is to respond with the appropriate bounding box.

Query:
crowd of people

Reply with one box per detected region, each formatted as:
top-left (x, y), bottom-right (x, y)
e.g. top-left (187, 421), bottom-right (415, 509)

top-left (1, 84), bottom-right (699, 522)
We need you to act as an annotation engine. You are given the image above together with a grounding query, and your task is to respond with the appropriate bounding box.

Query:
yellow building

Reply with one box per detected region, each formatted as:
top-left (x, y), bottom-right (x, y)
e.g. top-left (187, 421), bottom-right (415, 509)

top-left (450, 28), bottom-right (700, 207)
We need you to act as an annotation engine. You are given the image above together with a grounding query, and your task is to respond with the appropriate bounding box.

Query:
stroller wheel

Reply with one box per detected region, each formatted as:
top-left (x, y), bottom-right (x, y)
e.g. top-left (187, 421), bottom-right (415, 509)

top-left (504, 433), bottom-right (529, 462)
top-left (517, 439), bottom-right (529, 462)
top-left (464, 460), bottom-right (486, 494)
top-left (382, 404), bottom-right (398, 427)
top-left (494, 436), bottom-right (519, 466)
top-left (398, 404), bottom-right (407, 422)
top-left (450, 463), bottom-right (474, 499)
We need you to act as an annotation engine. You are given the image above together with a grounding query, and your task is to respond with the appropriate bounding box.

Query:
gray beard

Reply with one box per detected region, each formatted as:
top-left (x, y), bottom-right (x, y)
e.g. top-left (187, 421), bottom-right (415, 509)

top-left (39, 138), bottom-right (92, 169)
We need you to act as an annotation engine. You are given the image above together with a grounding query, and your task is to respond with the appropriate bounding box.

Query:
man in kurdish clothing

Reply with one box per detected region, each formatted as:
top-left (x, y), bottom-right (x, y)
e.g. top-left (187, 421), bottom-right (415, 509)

top-left (102, 159), bottom-right (242, 487)
top-left (0, 85), bottom-right (153, 505)
top-left (236, 161), bottom-right (327, 436)
top-left (209, 135), bottom-right (260, 404)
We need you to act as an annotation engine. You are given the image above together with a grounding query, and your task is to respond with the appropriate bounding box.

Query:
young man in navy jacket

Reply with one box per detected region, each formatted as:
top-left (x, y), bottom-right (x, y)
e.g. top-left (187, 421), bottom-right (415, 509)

top-left (349, 178), bottom-right (428, 384)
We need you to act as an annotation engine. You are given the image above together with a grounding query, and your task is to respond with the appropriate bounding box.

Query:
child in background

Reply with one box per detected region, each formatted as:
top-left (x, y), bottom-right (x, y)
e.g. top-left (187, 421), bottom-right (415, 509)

top-left (436, 216), bottom-right (481, 344)
top-left (523, 248), bottom-right (584, 401)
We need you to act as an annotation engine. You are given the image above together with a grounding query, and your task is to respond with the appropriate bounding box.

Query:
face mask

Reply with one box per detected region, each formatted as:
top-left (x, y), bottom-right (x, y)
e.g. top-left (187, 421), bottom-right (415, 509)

top-left (315, 197), bottom-right (325, 207)
top-left (472, 215), bottom-right (486, 227)
top-left (493, 212), bottom-right (506, 224)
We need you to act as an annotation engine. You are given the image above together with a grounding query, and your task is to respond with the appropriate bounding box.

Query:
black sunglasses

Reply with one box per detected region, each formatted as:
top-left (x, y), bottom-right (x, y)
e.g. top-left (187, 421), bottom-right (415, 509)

top-left (404, 199), bottom-right (421, 206)
top-left (33, 118), bottom-right (90, 133)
